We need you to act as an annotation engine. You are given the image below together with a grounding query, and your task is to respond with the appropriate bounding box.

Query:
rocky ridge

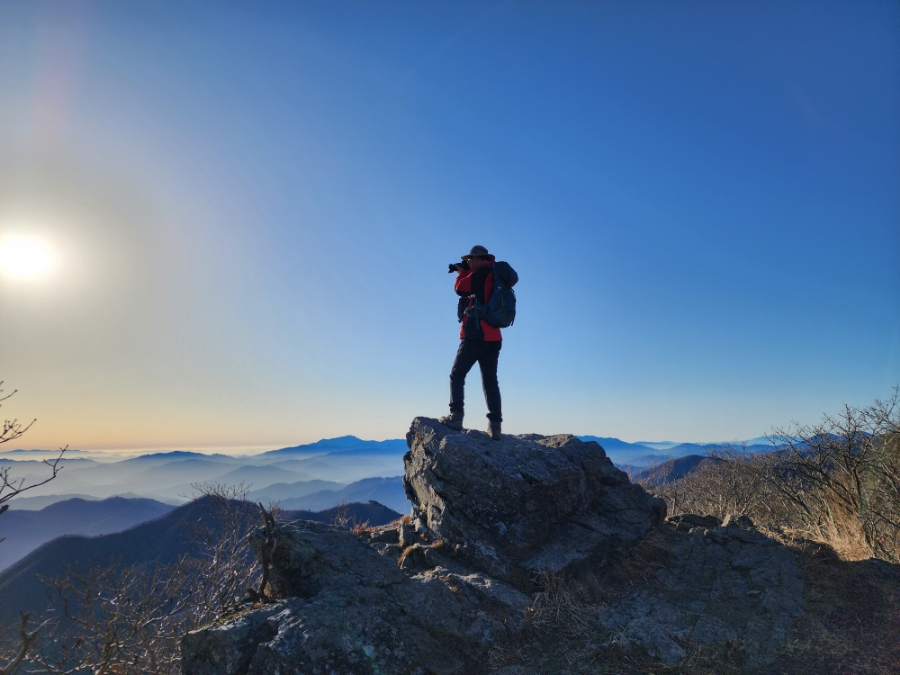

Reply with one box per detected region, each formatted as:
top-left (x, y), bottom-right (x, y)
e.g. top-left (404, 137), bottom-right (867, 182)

top-left (181, 418), bottom-right (900, 675)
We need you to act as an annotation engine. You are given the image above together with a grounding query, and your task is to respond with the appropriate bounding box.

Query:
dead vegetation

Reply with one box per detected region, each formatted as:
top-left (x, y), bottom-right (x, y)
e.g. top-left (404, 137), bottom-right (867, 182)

top-left (0, 384), bottom-right (66, 675)
top-left (637, 390), bottom-right (900, 563)
top-left (524, 571), bottom-right (594, 633)
top-left (0, 484), bottom-right (266, 675)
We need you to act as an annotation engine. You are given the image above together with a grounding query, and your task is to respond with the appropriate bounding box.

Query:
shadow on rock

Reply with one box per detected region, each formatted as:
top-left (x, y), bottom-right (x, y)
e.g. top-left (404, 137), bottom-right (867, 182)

top-left (181, 418), bottom-right (900, 675)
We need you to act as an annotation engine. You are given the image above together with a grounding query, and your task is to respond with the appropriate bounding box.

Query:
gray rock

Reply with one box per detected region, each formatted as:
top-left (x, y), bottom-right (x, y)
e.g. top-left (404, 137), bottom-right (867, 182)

top-left (723, 513), bottom-right (755, 528)
top-left (181, 419), bottom-right (825, 675)
top-left (182, 605), bottom-right (278, 675)
top-left (603, 524), bottom-right (805, 670)
top-left (183, 519), bottom-right (528, 675)
top-left (402, 417), bottom-right (666, 589)
top-left (398, 522), bottom-right (416, 547)
top-left (669, 513), bottom-right (722, 529)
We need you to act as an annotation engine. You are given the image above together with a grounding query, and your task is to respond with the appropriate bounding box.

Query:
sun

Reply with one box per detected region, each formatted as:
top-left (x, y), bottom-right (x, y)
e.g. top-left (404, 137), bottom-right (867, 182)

top-left (0, 235), bottom-right (58, 281)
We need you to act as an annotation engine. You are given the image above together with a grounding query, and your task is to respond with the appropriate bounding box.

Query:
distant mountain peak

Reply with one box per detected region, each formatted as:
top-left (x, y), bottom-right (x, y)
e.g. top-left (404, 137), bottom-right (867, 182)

top-left (0, 448), bottom-right (87, 455)
top-left (265, 436), bottom-right (406, 456)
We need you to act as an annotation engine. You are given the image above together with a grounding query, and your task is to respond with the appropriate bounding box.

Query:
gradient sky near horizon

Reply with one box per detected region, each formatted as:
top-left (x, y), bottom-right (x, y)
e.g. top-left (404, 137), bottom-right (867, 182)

top-left (1, 1), bottom-right (898, 452)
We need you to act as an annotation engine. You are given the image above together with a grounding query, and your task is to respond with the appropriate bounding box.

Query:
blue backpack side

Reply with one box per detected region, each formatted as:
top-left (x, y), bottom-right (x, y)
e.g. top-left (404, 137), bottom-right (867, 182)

top-left (484, 261), bottom-right (518, 328)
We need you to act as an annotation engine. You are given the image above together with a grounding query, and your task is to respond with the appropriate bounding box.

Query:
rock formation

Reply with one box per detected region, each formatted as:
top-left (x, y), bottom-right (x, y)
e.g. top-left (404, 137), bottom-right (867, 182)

top-left (402, 417), bottom-right (666, 589)
top-left (181, 518), bottom-right (528, 675)
top-left (181, 418), bottom-right (900, 675)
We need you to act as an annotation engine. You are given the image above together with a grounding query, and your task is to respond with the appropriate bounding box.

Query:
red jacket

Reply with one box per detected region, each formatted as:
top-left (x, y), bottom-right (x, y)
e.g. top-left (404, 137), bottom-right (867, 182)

top-left (455, 261), bottom-right (502, 341)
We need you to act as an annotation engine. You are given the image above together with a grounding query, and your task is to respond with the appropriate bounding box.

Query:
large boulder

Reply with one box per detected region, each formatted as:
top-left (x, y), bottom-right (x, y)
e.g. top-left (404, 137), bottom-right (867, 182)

top-left (403, 417), bottom-right (666, 589)
top-left (182, 417), bottom-right (668, 675)
top-left (182, 520), bottom-right (529, 675)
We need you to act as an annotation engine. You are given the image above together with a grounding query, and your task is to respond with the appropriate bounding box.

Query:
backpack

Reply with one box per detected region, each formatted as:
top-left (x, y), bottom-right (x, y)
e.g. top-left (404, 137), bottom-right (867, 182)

top-left (458, 261), bottom-right (519, 330)
top-left (478, 261), bottom-right (518, 328)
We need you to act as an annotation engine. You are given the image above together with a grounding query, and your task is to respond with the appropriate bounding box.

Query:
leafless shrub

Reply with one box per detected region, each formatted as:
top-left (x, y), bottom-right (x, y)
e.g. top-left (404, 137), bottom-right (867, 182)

top-left (0, 383), bottom-right (65, 675)
top-left (331, 501), bottom-right (351, 528)
top-left (253, 502), bottom-right (276, 602)
top-left (0, 383), bottom-right (36, 449)
top-left (638, 446), bottom-right (783, 525)
top-left (638, 389), bottom-right (900, 562)
top-left (0, 381), bottom-right (67, 522)
top-left (183, 482), bottom-right (264, 608)
top-left (0, 614), bottom-right (42, 675)
top-left (330, 501), bottom-right (374, 531)
top-left (0, 446), bottom-right (66, 529)
top-left (18, 483), bottom-right (267, 675)
top-left (32, 561), bottom-right (198, 675)
top-left (770, 389), bottom-right (900, 561)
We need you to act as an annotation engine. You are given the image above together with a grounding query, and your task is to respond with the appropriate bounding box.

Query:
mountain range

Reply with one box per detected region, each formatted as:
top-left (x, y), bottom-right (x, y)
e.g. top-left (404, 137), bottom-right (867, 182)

top-left (0, 497), bottom-right (402, 624)
top-left (575, 435), bottom-right (776, 467)
top-left (0, 433), bottom-right (778, 515)
top-left (0, 430), bottom-right (786, 579)
top-left (0, 496), bottom-right (175, 572)
top-left (0, 436), bottom-right (408, 508)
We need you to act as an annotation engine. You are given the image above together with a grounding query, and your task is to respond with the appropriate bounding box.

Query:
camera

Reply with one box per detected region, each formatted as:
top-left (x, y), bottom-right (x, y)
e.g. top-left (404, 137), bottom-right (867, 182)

top-left (448, 261), bottom-right (469, 273)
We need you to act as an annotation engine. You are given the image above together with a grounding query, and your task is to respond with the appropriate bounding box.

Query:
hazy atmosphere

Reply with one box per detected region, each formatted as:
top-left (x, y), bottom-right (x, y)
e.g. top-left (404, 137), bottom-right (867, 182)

top-left (2, 1), bottom-right (898, 452)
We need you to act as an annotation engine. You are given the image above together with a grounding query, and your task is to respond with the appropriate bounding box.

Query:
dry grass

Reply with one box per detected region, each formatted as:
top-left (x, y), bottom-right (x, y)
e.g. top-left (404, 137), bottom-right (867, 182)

top-left (637, 391), bottom-right (900, 564)
top-left (397, 544), bottom-right (417, 568)
top-left (351, 521), bottom-right (373, 535)
top-left (524, 571), bottom-right (594, 633)
top-left (431, 538), bottom-right (452, 553)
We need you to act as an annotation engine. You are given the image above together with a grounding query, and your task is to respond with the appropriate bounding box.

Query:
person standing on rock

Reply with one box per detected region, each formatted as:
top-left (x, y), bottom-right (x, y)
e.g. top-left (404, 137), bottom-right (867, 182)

top-left (440, 245), bottom-right (503, 440)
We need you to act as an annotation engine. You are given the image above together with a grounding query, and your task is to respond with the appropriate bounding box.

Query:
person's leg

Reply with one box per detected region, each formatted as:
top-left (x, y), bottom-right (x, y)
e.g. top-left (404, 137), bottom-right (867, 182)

top-left (448, 340), bottom-right (479, 418)
top-left (477, 341), bottom-right (502, 423)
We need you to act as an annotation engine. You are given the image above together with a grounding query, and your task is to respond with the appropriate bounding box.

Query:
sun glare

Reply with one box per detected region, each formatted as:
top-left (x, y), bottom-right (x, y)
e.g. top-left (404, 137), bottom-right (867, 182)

top-left (0, 235), bottom-right (57, 281)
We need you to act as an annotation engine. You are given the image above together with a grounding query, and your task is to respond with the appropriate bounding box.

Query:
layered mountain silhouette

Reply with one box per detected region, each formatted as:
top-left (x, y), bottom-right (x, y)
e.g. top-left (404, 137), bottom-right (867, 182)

top-left (0, 432), bottom-right (777, 584)
top-left (0, 478), bottom-right (409, 572)
top-left (577, 435), bottom-right (776, 467)
top-left (0, 496), bottom-right (175, 572)
top-left (0, 497), bottom-right (401, 624)
top-left (0, 436), bottom-right (409, 505)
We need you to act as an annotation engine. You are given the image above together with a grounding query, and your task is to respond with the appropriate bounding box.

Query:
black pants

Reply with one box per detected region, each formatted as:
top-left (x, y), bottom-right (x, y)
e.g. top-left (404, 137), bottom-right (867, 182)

top-left (449, 339), bottom-right (502, 422)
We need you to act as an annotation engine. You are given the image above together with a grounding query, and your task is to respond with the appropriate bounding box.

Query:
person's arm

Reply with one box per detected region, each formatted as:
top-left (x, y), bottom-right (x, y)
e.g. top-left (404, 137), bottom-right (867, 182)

top-left (455, 267), bottom-right (474, 297)
top-left (461, 266), bottom-right (491, 304)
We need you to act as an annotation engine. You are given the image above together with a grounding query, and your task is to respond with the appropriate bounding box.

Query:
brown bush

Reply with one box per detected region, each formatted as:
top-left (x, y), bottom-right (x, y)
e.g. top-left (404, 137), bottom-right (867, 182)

top-left (638, 389), bottom-right (900, 563)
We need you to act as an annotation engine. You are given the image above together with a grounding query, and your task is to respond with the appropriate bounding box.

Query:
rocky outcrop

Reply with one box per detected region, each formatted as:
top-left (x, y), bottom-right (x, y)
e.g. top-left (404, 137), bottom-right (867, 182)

top-left (600, 514), bottom-right (805, 669)
top-left (182, 419), bottom-right (665, 674)
top-left (182, 520), bottom-right (528, 675)
top-left (402, 417), bottom-right (666, 589)
top-left (181, 418), bottom-right (899, 674)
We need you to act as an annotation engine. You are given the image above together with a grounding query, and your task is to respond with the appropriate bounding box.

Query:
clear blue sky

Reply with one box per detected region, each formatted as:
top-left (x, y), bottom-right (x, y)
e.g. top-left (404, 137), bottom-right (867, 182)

top-left (1, 1), bottom-right (898, 451)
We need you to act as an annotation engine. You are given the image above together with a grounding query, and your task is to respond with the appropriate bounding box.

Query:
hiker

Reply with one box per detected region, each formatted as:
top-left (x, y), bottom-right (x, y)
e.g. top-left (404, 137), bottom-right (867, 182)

top-left (440, 245), bottom-right (504, 440)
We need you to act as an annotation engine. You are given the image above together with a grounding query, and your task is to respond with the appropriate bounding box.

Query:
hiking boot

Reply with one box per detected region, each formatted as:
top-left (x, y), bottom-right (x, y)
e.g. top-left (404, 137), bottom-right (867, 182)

top-left (488, 421), bottom-right (501, 441)
top-left (439, 413), bottom-right (464, 431)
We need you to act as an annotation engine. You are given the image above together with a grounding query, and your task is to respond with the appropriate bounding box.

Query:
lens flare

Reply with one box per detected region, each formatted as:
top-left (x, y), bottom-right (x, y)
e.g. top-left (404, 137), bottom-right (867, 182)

top-left (0, 235), bottom-right (57, 281)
